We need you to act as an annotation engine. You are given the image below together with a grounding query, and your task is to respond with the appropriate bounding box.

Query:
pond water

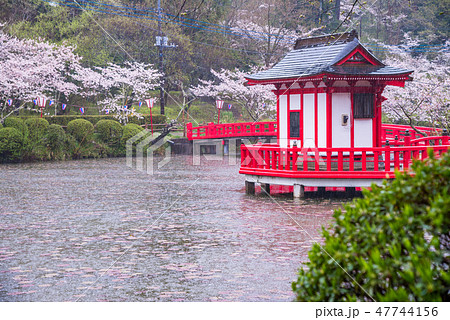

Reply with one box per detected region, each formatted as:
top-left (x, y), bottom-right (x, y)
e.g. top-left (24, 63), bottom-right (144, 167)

top-left (0, 156), bottom-right (344, 301)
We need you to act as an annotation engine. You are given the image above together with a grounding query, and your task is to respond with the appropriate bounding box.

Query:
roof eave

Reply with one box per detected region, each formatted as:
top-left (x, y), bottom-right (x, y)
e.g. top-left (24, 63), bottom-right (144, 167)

top-left (245, 71), bottom-right (413, 86)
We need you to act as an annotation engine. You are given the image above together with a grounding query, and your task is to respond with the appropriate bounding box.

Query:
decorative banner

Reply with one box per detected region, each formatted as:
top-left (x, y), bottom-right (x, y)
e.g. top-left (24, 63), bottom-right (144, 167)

top-left (62, 104), bottom-right (67, 110)
top-left (216, 100), bottom-right (224, 109)
top-left (145, 98), bottom-right (155, 109)
top-left (80, 107), bottom-right (85, 114)
top-left (228, 104), bottom-right (232, 109)
top-left (7, 99), bottom-right (13, 106)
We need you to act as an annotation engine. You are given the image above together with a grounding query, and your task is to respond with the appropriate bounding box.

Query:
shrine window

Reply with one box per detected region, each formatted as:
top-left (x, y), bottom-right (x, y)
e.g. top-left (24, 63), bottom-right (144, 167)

top-left (353, 93), bottom-right (375, 118)
top-left (289, 111), bottom-right (300, 138)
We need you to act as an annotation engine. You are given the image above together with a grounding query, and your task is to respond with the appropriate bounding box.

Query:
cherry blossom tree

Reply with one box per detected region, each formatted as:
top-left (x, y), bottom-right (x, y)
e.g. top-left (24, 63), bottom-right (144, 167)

top-left (382, 38), bottom-right (450, 132)
top-left (0, 28), bottom-right (81, 120)
top-left (191, 66), bottom-right (276, 121)
top-left (73, 62), bottom-right (161, 123)
top-left (229, 1), bottom-right (322, 67)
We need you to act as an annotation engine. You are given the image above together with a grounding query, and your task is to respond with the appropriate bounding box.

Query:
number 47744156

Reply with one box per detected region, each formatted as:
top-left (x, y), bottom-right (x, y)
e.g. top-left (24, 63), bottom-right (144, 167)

top-left (376, 307), bottom-right (438, 317)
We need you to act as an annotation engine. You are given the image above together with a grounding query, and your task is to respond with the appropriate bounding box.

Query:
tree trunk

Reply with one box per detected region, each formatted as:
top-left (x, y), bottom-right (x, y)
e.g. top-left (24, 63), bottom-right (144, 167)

top-left (334, 0), bottom-right (341, 22)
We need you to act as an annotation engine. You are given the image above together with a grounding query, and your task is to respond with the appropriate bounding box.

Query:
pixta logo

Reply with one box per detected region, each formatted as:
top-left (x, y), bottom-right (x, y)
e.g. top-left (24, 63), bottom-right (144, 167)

top-left (193, 137), bottom-right (277, 166)
top-left (126, 129), bottom-right (171, 175)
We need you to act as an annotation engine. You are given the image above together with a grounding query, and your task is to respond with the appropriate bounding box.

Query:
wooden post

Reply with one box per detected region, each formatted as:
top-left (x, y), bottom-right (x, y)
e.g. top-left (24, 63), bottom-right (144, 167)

top-left (318, 187), bottom-right (326, 196)
top-left (404, 130), bottom-right (411, 170)
top-left (245, 181), bottom-right (255, 195)
top-left (347, 187), bottom-right (356, 197)
top-left (261, 183), bottom-right (271, 195)
top-left (150, 108), bottom-right (154, 135)
top-left (442, 129), bottom-right (449, 145)
top-left (186, 122), bottom-right (193, 140)
top-left (293, 184), bottom-right (304, 198)
top-left (385, 140), bottom-right (391, 172)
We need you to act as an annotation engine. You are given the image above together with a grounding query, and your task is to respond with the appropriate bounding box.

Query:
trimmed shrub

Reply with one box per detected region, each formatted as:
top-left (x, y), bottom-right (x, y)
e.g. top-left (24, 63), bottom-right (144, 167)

top-left (47, 124), bottom-right (66, 152)
top-left (119, 123), bottom-right (146, 155)
top-left (4, 117), bottom-right (28, 139)
top-left (121, 123), bottom-right (144, 145)
top-left (0, 127), bottom-right (24, 162)
top-left (292, 151), bottom-right (450, 302)
top-left (67, 119), bottom-right (94, 143)
top-left (96, 119), bottom-right (123, 144)
top-left (65, 134), bottom-right (79, 158)
top-left (19, 115), bottom-right (166, 126)
top-left (24, 118), bottom-right (49, 142)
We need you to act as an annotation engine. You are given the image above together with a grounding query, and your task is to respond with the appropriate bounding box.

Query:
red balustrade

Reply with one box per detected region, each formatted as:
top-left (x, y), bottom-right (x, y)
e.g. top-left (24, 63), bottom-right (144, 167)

top-left (410, 135), bottom-right (450, 146)
top-left (188, 122), bottom-right (443, 143)
top-left (186, 122), bottom-right (276, 140)
top-left (239, 144), bottom-right (449, 179)
top-left (381, 124), bottom-right (442, 142)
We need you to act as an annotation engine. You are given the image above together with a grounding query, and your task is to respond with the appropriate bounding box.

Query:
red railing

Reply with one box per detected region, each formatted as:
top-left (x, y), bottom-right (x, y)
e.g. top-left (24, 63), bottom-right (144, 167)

top-left (186, 121), bottom-right (277, 140)
top-left (187, 121), bottom-right (446, 146)
top-left (240, 143), bottom-right (449, 179)
top-left (381, 124), bottom-right (442, 141)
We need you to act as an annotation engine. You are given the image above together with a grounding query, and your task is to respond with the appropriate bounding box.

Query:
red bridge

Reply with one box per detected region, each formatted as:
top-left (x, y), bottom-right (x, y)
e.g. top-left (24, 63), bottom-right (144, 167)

top-left (187, 121), bottom-right (443, 143)
top-left (186, 121), bottom-right (277, 140)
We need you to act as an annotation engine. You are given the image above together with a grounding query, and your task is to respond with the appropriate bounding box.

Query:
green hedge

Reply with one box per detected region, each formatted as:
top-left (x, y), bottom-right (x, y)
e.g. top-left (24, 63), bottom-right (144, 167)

top-left (292, 150), bottom-right (450, 302)
top-left (67, 119), bottom-right (94, 143)
top-left (96, 120), bottom-right (123, 145)
top-left (24, 118), bottom-right (49, 142)
top-left (121, 123), bottom-right (144, 146)
top-left (3, 117), bottom-right (28, 139)
top-left (0, 127), bottom-right (24, 162)
top-left (47, 124), bottom-right (66, 152)
top-left (19, 115), bottom-right (166, 126)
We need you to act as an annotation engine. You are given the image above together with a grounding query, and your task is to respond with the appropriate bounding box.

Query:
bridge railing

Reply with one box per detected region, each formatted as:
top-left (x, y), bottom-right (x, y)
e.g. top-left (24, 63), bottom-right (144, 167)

top-left (187, 121), bottom-right (445, 146)
top-left (240, 142), bottom-right (449, 179)
top-left (381, 124), bottom-right (442, 141)
top-left (186, 122), bottom-right (277, 140)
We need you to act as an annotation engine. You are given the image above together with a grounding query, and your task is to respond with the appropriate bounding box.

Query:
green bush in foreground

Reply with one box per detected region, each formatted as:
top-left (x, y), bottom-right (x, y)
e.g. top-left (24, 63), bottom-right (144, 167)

top-left (292, 151), bottom-right (450, 302)
top-left (0, 127), bottom-right (24, 162)
top-left (67, 119), bottom-right (94, 143)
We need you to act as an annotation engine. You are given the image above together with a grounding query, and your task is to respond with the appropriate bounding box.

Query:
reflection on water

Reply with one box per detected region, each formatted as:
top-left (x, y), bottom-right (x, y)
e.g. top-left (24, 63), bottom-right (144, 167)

top-left (0, 156), bottom-right (345, 301)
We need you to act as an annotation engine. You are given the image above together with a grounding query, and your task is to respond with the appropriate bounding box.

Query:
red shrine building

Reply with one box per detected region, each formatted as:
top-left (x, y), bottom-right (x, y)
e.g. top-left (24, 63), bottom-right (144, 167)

top-left (245, 30), bottom-right (411, 150)
top-left (238, 31), bottom-right (449, 197)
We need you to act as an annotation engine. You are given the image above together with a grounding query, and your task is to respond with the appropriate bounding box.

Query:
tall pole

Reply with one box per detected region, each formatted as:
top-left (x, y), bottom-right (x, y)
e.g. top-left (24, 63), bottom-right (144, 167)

top-left (158, 0), bottom-right (165, 115)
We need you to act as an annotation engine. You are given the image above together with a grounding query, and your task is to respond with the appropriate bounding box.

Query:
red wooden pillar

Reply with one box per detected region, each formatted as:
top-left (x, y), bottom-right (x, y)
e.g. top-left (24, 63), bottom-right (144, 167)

top-left (349, 81), bottom-right (356, 149)
top-left (186, 122), bottom-right (193, 140)
top-left (287, 88), bottom-right (291, 146)
top-left (275, 85), bottom-right (281, 144)
top-left (326, 87), bottom-right (332, 148)
top-left (313, 82), bottom-right (319, 148)
top-left (300, 87), bottom-right (304, 147)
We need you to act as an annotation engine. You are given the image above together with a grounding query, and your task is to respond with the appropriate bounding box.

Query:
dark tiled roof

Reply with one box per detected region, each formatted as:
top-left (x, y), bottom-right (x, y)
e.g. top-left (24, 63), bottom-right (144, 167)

top-left (247, 38), bottom-right (412, 81)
